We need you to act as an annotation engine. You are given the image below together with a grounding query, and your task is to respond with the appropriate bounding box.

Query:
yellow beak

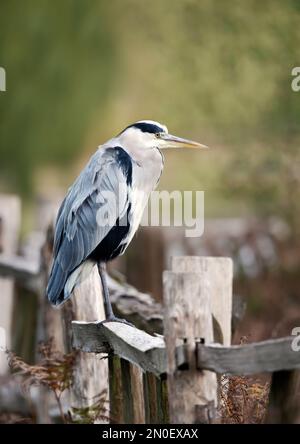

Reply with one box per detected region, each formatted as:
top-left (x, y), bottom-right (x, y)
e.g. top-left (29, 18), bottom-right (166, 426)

top-left (158, 133), bottom-right (209, 149)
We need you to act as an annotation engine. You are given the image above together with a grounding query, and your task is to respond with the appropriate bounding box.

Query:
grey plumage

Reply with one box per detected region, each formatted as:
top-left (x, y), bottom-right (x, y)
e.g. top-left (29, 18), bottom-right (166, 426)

top-left (47, 147), bottom-right (131, 305)
top-left (46, 120), bottom-right (205, 319)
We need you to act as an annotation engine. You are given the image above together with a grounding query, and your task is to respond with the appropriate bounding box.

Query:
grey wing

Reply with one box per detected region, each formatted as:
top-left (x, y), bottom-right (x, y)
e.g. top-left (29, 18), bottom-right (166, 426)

top-left (46, 147), bottom-right (130, 305)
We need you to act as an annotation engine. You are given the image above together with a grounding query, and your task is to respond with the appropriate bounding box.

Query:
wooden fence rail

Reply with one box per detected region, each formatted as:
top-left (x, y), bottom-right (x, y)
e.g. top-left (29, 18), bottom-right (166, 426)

top-left (72, 323), bottom-right (300, 376)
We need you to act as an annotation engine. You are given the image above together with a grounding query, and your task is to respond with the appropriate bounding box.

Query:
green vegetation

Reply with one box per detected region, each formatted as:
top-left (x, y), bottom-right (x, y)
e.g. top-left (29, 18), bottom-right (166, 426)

top-left (0, 0), bottom-right (299, 225)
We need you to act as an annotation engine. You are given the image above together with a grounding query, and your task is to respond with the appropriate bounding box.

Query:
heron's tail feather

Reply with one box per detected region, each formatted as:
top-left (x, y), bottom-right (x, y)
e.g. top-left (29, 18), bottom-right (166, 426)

top-left (46, 260), bottom-right (67, 306)
top-left (46, 259), bottom-right (96, 306)
top-left (64, 260), bottom-right (96, 301)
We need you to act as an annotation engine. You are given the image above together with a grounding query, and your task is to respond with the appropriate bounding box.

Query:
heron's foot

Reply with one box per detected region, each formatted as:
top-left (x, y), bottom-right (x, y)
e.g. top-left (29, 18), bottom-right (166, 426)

top-left (101, 316), bottom-right (134, 327)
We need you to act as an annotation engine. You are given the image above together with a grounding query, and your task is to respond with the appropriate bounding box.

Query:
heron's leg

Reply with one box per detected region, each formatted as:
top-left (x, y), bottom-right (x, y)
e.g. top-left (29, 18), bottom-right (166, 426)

top-left (98, 262), bottom-right (114, 319)
top-left (97, 262), bottom-right (133, 326)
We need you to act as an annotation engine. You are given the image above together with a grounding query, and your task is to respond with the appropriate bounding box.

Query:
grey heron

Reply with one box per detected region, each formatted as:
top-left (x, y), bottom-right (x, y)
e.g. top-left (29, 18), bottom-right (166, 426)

top-left (46, 120), bottom-right (207, 324)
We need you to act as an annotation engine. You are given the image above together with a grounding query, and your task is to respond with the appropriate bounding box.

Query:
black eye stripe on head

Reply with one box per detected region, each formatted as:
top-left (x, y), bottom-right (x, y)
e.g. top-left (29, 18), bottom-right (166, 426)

top-left (123, 122), bottom-right (166, 134)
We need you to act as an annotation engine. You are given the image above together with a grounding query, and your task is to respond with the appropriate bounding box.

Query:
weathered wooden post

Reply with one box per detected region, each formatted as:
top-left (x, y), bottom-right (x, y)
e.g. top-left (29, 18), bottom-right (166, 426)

top-left (143, 371), bottom-right (168, 423)
top-left (163, 256), bottom-right (233, 423)
top-left (108, 355), bottom-right (146, 424)
top-left (62, 265), bottom-right (109, 422)
top-left (171, 257), bottom-right (233, 346)
top-left (0, 195), bottom-right (21, 374)
top-left (163, 260), bottom-right (216, 423)
top-left (118, 359), bottom-right (145, 423)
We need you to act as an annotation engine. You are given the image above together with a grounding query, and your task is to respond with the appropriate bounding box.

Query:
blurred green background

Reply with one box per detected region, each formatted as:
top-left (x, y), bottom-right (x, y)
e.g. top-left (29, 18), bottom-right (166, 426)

top-left (1, 0), bottom-right (300, 342)
top-left (1, 0), bottom-right (300, 228)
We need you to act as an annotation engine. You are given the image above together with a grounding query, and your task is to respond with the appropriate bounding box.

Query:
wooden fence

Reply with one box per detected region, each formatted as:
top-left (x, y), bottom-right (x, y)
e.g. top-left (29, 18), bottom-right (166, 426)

top-left (73, 257), bottom-right (300, 424)
top-left (0, 194), bottom-right (300, 424)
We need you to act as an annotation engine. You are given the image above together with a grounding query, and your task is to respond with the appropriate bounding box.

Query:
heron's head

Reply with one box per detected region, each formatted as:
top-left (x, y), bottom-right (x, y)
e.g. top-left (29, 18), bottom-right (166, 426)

top-left (118, 120), bottom-right (208, 151)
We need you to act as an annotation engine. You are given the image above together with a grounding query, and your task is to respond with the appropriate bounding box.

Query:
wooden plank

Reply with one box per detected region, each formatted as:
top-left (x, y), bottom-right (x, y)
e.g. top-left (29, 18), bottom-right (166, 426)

top-left (0, 194), bottom-right (21, 374)
top-left (266, 370), bottom-right (300, 424)
top-left (155, 375), bottom-right (169, 424)
top-left (136, 369), bottom-right (168, 425)
top-left (172, 256), bottom-right (233, 345)
top-left (120, 359), bottom-right (134, 423)
top-left (72, 321), bottom-right (166, 376)
top-left (142, 372), bottom-right (151, 423)
top-left (163, 269), bottom-right (218, 423)
top-left (111, 358), bottom-right (145, 424)
top-left (196, 337), bottom-right (300, 375)
top-left (109, 356), bottom-right (123, 424)
top-left (143, 372), bottom-right (159, 424)
top-left (129, 364), bottom-right (145, 423)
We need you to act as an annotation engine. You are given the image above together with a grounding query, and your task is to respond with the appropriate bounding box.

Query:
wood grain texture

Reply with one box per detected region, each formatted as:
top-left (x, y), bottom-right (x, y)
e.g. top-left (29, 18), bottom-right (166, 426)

top-left (163, 269), bottom-right (217, 423)
top-left (120, 359), bottom-right (134, 423)
top-left (172, 256), bottom-right (233, 346)
top-left (129, 363), bottom-right (145, 423)
top-left (196, 337), bottom-right (300, 375)
top-left (72, 320), bottom-right (166, 376)
top-left (143, 372), bottom-right (158, 423)
top-left (119, 359), bottom-right (145, 423)
top-left (109, 356), bottom-right (123, 424)
top-left (142, 372), bottom-right (169, 424)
